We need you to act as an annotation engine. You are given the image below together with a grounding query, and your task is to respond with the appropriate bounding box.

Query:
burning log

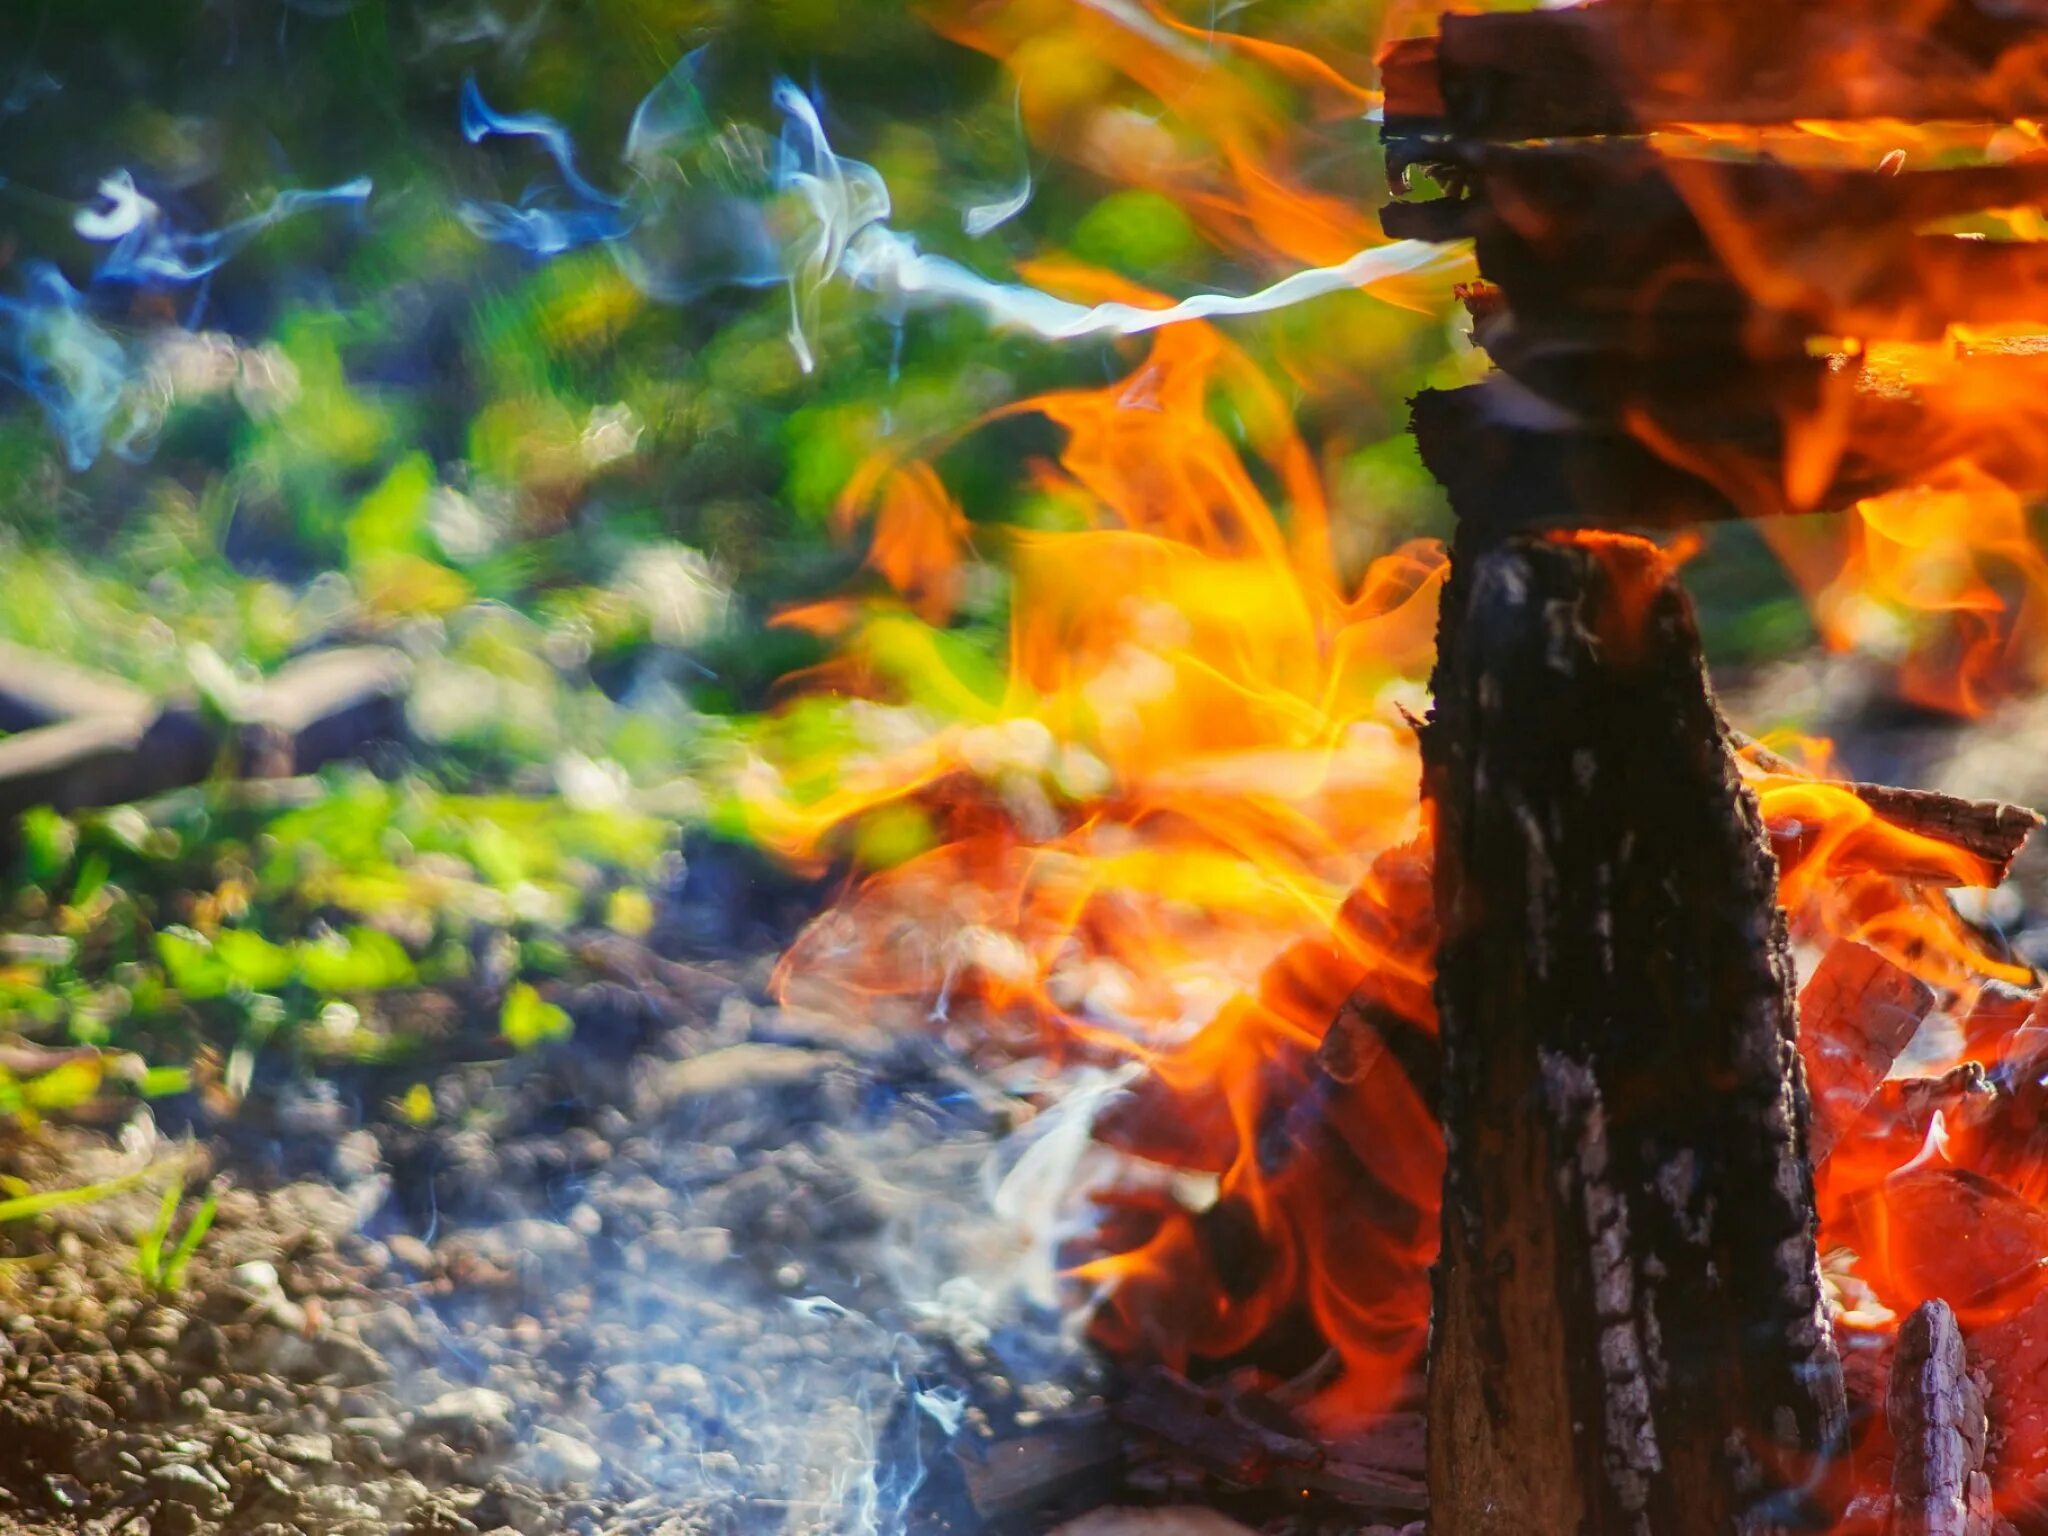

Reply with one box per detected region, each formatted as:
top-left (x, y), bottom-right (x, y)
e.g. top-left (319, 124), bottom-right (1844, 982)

top-left (953, 1406), bottom-right (1123, 1523)
top-left (1383, 141), bottom-right (2048, 351)
top-left (1391, 2), bottom-right (2048, 1527)
top-left (1801, 941), bottom-right (1937, 1165)
top-left (1888, 1299), bottom-right (1996, 1536)
top-left (1422, 530), bottom-right (1845, 1533)
top-left (1410, 373), bottom-right (2048, 537)
top-left (1378, 0), bottom-right (2048, 140)
top-left (1738, 735), bottom-right (2042, 889)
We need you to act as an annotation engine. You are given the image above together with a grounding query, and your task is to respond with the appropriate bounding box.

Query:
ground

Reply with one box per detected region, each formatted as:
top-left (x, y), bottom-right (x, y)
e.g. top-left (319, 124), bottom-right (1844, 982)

top-left (0, 911), bottom-right (1098, 1536)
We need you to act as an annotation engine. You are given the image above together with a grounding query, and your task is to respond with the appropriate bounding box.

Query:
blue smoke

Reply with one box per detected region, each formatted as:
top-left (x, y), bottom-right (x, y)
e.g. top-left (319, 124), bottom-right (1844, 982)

top-left (75, 169), bottom-right (372, 285)
top-left (456, 64), bottom-right (1461, 375)
top-left (0, 168), bottom-right (373, 468)
top-left (0, 264), bottom-right (143, 471)
top-left (455, 55), bottom-right (781, 296)
top-left (454, 76), bottom-right (634, 254)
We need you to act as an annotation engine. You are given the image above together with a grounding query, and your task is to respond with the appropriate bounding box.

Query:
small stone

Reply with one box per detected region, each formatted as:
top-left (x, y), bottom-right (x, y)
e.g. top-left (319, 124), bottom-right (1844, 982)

top-left (349, 1303), bottom-right (423, 1357)
top-left (652, 1044), bottom-right (844, 1103)
top-left (386, 1234), bottom-right (436, 1273)
top-left (416, 1387), bottom-right (515, 1452)
top-left (275, 1433), bottom-right (334, 1465)
top-left (529, 1427), bottom-right (602, 1490)
top-left (148, 1462), bottom-right (227, 1512)
top-left (341, 1415), bottom-right (408, 1455)
top-left (232, 1261), bottom-right (281, 1294)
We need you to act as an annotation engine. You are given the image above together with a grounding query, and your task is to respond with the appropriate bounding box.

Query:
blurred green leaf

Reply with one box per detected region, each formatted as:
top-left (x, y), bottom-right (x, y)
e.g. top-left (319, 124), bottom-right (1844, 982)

top-left (297, 927), bottom-right (416, 993)
top-left (156, 928), bottom-right (229, 1001)
top-left (500, 981), bottom-right (572, 1051)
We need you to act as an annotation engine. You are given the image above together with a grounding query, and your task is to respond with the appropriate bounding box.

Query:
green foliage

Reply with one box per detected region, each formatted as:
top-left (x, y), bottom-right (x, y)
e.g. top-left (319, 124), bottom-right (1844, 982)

top-left (135, 1181), bottom-right (219, 1294)
top-left (500, 982), bottom-right (572, 1052)
top-left (0, 1164), bottom-right (164, 1225)
top-left (1070, 191), bottom-right (1203, 278)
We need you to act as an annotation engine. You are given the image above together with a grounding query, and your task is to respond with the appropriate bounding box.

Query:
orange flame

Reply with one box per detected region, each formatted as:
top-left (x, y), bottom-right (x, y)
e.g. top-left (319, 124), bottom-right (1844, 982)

top-left (751, 285), bottom-right (2041, 1469)
top-left (746, 289), bottom-right (1445, 1422)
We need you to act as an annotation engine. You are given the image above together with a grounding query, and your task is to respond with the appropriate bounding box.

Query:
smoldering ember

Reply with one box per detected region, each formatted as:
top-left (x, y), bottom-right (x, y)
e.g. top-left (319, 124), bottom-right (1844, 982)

top-left (16, 3), bottom-right (2048, 1536)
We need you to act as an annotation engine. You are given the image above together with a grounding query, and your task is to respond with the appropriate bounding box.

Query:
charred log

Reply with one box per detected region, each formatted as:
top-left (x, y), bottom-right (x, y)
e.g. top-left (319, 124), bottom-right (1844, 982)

top-left (1422, 531), bottom-right (1846, 1534)
top-left (1112, 1366), bottom-right (1428, 1520)
top-left (1410, 370), bottom-right (2048, 537)
top-left (1384, 142), bottom-right (2048, 353)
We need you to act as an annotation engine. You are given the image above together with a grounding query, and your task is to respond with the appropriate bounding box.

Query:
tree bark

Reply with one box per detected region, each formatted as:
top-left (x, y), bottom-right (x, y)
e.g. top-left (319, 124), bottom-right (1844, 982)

top-left (1421, 530), bottom-right (1846, 1535)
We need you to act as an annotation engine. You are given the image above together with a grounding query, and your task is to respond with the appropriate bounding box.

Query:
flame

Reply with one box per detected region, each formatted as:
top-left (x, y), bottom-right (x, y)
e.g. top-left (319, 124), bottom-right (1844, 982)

top-left (745, 283), bottom-right (1445, 1422)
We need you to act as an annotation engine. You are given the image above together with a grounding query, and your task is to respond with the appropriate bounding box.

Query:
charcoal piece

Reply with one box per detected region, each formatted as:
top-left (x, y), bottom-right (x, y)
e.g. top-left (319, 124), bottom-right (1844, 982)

top-left (1799, 942), bottom-right (1937, 1165)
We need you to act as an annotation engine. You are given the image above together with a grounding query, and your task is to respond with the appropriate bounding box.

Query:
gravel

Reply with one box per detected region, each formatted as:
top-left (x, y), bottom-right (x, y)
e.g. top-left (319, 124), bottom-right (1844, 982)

top-left (0, 934), bottom-right (1102, 1536)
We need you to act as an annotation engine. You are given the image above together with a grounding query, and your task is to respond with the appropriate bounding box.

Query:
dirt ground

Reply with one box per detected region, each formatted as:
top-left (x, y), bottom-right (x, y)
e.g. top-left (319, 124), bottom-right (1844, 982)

top-left (0, 916), bottom-right (1103, 1536)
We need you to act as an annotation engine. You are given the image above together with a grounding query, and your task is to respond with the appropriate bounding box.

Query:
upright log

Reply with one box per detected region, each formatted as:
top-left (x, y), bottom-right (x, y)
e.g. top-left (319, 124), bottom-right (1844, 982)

top-left (1422, 531), bottom-right (1846, 1534)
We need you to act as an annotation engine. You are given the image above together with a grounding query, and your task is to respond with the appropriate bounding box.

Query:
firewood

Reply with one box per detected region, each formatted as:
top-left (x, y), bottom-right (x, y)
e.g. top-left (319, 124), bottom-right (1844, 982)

top-left (1384, 141), bottom-right (2048, 351)
top-left (1800, 941), bottom-right (1937, 1165)
top-left (238, 646), bottom-right (411, 777)
top-left (1115, 1366), bottom-right (1319, 1488)
top-left (1423, 531), bottom-right (1844, 1534)
top-left (1737, 735), bottom-right (2042, 889)
top-left (0, 645), bottom-right (413, 820)
top-left (0, 641), bottom-right (154, 734)
top-left (1113, 1366), bottom-right (1428, 1517)
top-left (1379, 0), bottom-right (2048, 140)
top-left (1889, 1299), bottom-right (1997, 1536)
top-left (953, 1406), bottom-right (1122, 1520)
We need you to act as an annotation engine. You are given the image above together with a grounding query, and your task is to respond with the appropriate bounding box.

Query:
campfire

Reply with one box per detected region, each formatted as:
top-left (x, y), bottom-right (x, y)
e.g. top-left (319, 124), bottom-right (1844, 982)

top-left (754, 2), bottom-right (2048, 1533)
top-left (14, 1), bottom-right (2048, 1534)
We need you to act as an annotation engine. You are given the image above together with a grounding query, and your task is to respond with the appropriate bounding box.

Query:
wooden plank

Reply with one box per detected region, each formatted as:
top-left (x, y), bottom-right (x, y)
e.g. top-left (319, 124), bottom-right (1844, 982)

top-left (0, 646), bottom-right (412, 819)
top-left (239, 646), bottom-right (411, 776)
top-left (1384, 142), bottom-right (2048, 349)
top-left (1410, 374), bottom-right (2048, 534)
top-left (0, 642), bottom-right (154, 734)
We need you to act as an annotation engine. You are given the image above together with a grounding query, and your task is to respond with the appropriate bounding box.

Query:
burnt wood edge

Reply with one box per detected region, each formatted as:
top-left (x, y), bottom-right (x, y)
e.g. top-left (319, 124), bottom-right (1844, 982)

top-left (1887, 1299), bottom-right (1996, 1536)
top-left (1733, 733), bottom-right (2042, 887)
top-left (1410, 383), bottom-right (1777, 531)
top-left (1382, 142), bottom-right (2048, 241)
top-left (1408, 378), bottom-right (2028, 536)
